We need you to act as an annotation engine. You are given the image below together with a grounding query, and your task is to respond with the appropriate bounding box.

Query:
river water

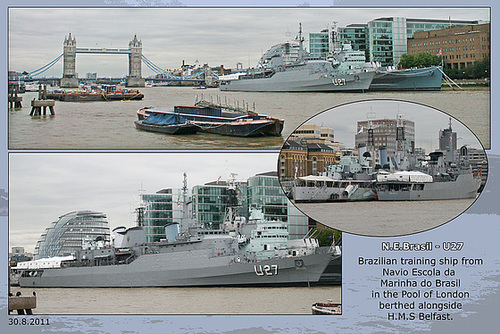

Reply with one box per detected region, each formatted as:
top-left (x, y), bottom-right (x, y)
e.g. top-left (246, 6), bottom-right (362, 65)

top-left (295, 197), bottom-right (478, 237)
top-left (8, 87), bottom-right (490, 150)
top-left (9, 285), bottom-right (341, 315)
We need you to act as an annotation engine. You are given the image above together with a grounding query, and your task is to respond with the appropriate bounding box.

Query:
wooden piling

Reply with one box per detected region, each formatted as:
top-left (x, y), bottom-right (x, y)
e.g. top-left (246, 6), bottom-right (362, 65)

top-left (30, 99), bottom-right (55, 116)
top-left (8, 296), bottom-right (37, 315)
top-left (30, 84), bottom-right (56, 116)
top-left (8, 85), bottom-right (22, 108)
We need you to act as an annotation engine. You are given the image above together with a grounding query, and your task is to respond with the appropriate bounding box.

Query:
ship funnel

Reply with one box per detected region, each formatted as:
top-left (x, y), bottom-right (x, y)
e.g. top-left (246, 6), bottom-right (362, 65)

top-left (120, 226), bottom-right (146, 247)
top-left (165, 223), bottom-right (180, 243)
top-left (112, 226), bottom-right (127, 248)
top-left (379, 146), bottom-right (388, 168)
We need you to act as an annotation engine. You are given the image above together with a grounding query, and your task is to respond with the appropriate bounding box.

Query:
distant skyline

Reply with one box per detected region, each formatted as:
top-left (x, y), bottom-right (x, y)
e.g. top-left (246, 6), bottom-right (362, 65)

top-left (8, 7), bottom-right (490, 78)
top-left (9, 153), bottom-right (279, 253)
top-left (307, 100), bottom-right (483, 153)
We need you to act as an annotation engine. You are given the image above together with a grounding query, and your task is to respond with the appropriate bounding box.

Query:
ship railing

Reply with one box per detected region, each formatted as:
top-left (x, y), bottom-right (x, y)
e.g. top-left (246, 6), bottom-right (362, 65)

top-left (314, 246), bottom-right (335, 255)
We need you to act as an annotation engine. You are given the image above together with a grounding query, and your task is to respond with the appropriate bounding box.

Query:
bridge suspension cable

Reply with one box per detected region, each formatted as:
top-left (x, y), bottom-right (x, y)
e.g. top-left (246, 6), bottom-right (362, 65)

top-left (141, 54), bottom-right (208, 80)
top-left (22, 53), bottom-right (64, 78)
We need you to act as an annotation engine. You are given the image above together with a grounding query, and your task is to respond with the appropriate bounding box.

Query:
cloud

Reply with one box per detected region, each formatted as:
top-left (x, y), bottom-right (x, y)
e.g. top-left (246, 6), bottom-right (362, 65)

top-left (9, 152), bottom-right (279, 253)
top-left (8, 7), bottom-right (490, 76)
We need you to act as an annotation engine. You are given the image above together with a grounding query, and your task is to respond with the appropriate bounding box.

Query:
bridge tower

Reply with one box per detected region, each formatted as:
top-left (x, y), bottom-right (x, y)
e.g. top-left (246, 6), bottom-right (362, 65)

top-left (127, 35), bottom-right (145, 87)
top-left (61, 33), bottom-right (79, 88)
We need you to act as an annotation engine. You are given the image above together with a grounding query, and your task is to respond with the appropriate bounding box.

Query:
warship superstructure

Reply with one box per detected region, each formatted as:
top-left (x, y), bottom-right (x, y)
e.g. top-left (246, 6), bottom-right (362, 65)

top-left (15, 175), bottom-right (338, 288)
top-left (219, 24), bottom-right (375, 92)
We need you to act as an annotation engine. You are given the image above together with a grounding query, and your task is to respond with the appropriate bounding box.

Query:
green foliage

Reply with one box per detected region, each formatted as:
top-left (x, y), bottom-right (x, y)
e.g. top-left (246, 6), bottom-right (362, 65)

top-left (399, 52), bottom-right (490, 80)
top-left (398, 52), bottom-right (442, 69)
top-left (443, 58), bottom-right (490, 80)
top-left (312, 228), bottom-right (342, 247)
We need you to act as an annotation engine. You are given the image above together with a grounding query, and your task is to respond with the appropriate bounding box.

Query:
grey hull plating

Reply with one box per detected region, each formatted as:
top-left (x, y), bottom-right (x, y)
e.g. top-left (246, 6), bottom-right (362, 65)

top-left (220, 66), bottom-right (375, 92)
top-left (370, 66), bottom-right (443, 91)
top-left (19, 252), bottom-right (334, 288)
top-left (376, 173), bottom-right (481, 201)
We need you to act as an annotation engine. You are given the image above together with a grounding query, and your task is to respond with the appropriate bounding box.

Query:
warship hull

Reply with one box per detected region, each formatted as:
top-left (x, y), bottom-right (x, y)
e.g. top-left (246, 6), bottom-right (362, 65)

top-left (18, 251), bottom-right (335, 288)
top-left (369, 66), bottom-right (443, 91)
top-left (376, 173), bottom-right (481, 201)
top-left (293, 186), bottom-right (375, 202)
top-left (220, 68), bottom-right (375, 92)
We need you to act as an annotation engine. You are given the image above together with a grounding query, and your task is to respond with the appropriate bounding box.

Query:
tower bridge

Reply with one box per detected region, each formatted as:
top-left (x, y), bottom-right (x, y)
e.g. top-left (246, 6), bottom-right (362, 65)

top-left (61, 33), bottom-right (145, 87)
top-left (11, 34), bottom-right (220, 88)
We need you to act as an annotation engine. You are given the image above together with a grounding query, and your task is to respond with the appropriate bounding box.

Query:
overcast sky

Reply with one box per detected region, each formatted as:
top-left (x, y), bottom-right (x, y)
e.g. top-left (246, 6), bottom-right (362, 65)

top-left (8, 7), bottom-right (490, 77)
top-left (309, 100), bottom-right (483, 153)
top-left (9, 152), bottom-right (278, 253)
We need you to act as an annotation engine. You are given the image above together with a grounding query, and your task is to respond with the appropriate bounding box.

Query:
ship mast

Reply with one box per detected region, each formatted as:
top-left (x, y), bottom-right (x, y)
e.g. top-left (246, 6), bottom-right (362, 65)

top-left (181, 172), bottom-right (189, 221)
top-left (298, 23), bottom-right (304, 63)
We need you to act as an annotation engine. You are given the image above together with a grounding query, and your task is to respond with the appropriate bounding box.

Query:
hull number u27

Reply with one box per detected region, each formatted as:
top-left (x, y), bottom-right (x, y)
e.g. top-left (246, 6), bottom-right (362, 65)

top-left (254, 264), bottom-right (278, 276)
top-left (332, 78), bottom-right (346, 86)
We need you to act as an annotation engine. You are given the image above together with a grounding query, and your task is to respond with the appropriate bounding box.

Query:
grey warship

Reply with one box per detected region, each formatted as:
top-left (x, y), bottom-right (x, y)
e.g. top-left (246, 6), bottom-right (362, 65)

top-left (375, 121), bottom-right (482, 201)
top-left (219, 24), bottom-right (375, 92)
top-left (16, 177), bottom-right (337, 288)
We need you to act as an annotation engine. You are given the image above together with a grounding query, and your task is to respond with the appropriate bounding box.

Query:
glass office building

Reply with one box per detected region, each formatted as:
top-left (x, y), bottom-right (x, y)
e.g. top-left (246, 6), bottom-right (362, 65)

top-left (247, 171), bottom-right (310, 239)
top-left (339, 24), bottom-right (369, 59)
top-left (191, 181), bottom-right (242, 229)
top-left (367, 17), bottom-right (482, 66)
top-left (138, 173), bottom-right (310, 241)
top-left (309, 32), bottom-right (330, 59)
top-left (34, 210), bottom-right (110, 260)
top-left (140, 188), bottom-right (185, 242)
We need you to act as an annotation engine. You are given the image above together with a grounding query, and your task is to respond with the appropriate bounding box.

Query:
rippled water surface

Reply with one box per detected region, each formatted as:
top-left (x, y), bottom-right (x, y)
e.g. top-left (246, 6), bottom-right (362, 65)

top-left (295, 198), bottom-right (478, 236)
top-left (10, 285), bottom-right (341, 314)
top-left (8, 87), bottom-right (490, 150)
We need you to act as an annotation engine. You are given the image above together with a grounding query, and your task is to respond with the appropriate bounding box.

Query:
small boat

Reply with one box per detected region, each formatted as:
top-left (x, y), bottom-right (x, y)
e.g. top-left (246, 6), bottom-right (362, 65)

top-left (137, 100), bottom-right (284, 137)
top-left (290, 150), bottom-right (376, 202)
top-left (46, 84), bottom-right (144, 102)
top-left (134, 112), bottom-right (200, 135)
top-left (312, 300), bottom-right (341, 315)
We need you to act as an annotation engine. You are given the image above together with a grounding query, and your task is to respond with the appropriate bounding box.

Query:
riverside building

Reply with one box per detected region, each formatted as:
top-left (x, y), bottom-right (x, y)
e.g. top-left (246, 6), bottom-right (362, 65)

top-left (310, 17), bottom-right (485, 66)
top-left (247, 172), bottom-right (312, 239)
top-left (407, 23), bottom-right (490, 70)
top-left (34, 210), bottom-right (110, 260)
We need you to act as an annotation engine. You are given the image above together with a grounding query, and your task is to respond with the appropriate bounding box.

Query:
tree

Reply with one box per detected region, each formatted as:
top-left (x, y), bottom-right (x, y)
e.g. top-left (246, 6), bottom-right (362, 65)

top-left (398, 52), bottom-right (441, 69)
top-left (312, 228), bottom-right (341, 247)
top-left (443, 57), bottom-right (490, 80)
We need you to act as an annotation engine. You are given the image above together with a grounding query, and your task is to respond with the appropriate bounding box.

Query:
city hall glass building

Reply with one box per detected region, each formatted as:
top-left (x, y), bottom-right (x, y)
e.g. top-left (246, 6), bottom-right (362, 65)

top-left (34, 210), bottom-right (110, 260)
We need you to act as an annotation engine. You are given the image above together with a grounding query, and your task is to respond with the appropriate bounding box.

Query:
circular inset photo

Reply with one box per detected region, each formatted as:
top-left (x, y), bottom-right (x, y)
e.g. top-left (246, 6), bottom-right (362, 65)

top-left (278, 100), bottom-right (487, 236)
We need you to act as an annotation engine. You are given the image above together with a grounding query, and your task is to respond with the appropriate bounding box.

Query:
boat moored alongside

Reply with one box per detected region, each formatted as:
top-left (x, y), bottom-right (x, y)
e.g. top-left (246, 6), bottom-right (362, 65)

top-left (137, 100), bottom-right (284, 137)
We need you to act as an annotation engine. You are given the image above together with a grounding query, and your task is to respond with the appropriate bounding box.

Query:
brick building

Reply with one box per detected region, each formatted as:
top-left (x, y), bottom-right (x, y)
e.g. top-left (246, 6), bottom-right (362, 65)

top-left (407, 23), bottom-right (490, 69)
